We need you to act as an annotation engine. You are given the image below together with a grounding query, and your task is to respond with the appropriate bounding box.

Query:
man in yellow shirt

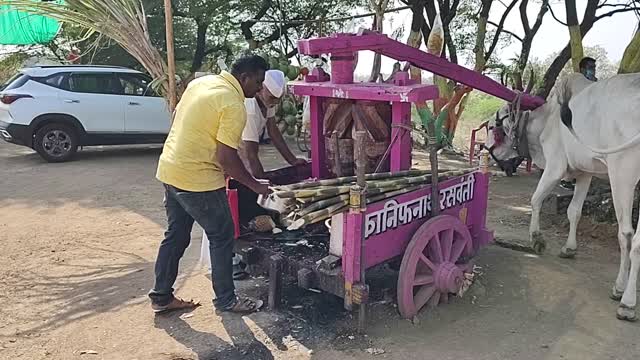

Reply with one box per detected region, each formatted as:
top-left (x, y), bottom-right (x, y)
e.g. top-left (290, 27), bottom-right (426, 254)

top-left (149, 55), bottom-right (270, 314)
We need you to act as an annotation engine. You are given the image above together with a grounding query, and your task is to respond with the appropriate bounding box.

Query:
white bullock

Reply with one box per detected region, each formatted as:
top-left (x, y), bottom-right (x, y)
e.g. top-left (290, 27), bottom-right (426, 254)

top-left (486, 73), bottom-right (640, 321)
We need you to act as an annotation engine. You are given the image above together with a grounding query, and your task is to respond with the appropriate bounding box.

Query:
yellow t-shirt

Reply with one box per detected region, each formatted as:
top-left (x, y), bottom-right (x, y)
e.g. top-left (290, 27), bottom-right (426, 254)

top-left (156, 71), bottom-right (246, 192)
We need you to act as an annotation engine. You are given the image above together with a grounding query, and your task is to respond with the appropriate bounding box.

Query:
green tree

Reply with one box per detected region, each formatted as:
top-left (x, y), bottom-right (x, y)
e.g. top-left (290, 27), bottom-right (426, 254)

top-left (239, 0), bottom-right (366, 57)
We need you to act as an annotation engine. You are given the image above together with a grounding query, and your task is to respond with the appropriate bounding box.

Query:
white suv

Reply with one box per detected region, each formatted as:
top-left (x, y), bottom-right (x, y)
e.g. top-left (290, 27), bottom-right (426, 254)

top-left (0, 65), bottom-right (171, 162)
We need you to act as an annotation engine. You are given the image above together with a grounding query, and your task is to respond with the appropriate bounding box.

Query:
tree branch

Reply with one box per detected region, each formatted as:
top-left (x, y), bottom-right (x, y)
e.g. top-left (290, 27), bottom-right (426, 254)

top-left (424, 0), bottom-right (437, 28)
top-left (240, 0), bottom-right (272, 46)
top-left (596, 7), bottom-right (640, 21)
top-left (520, 0), bottom-right (531, 35)
top-left (444, 0), bottom-right (460, 25)
top-left (530, 0), bottom-right (549, 34)
top-left (487, 21), bottom-right (523, 42)
top-left (171, 3), bottom-right (189, 18)
top-left (547, 3), bottom-right (568, 26)
top-left (251, 1), bottom-right (321, 50)
top-left (485, 0), bottom-right (520, 61)
top-left (204, 44), bottom-right (231, 56)
top-left (598, 3), bottom-right (639, 9)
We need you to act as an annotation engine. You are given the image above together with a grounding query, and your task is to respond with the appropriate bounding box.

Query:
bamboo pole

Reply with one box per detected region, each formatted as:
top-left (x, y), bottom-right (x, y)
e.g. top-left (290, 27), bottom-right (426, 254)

top-left (163, 0), bottom-right (177, 113)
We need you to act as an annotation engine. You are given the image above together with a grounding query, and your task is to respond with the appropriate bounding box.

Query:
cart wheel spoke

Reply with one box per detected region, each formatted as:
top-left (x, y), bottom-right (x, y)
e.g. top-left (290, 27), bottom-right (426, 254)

top-left (413, 274), bottom-right (434, 286)
top-left (430, 233), bottom-right (443, 263)
top-left (414, 285), bottom-right (437, 311)
top-left (442, 228), bottom-right (454, 261)
top-left (419, 254), bottom-right (436, 271)
top-left (451, 234), bottom-right (467, 262)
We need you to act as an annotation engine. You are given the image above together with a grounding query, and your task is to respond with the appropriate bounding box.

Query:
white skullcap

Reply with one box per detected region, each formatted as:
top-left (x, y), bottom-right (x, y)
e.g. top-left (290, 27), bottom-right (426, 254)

top-left (263, 70), bottom-right (286, 98)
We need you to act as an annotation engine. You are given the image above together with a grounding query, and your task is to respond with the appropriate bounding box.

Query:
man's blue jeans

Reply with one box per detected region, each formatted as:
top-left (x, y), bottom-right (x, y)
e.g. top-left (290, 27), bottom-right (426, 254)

top-left (149, 184), bottom-right (236, 309)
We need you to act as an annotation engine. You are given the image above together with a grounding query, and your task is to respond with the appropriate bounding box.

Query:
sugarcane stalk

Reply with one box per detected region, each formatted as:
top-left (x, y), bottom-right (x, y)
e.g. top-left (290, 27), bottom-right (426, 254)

top-left (287, 202), bottom-right (350, 230)
top-left (365, 169), bottom-right (465, 191)
top-left (274, 186), bottom-right (352, 199)
top-left (367, 184), bottom-right (422, 203)
top-left (295, 180), bottom-right (410, 204)
top-left (296, 181), bottom-right (418, 216)
top-left (276, 168), bottom-right (457, 191)
top-left (296, 193), bottom-right (339, 204)
top-left (274, 170), bottom-right (465, 199)
top-left (297, 193), bottom-right (350, 217)
top-left (287, 182), bottom-right (432, 230)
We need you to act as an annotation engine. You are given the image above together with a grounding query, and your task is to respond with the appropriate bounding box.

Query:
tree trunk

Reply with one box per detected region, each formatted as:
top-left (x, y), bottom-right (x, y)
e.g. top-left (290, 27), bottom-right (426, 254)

top-left (190, 21), bottom-right (209, 73)
top-left (619, 26), bottom-right (640, 74)
top-left (473, 0), bottom-right (492, 71)
top-left (511, 0), bottom-right (548, 91)
top-left (443, 0), bottom-right (492, 145)
top-left (406, 1), bottom-right (426, 84)
top-left (368, 0), bottom-right (388, 82)
top-left (565, 0), bottom-right (584, 72)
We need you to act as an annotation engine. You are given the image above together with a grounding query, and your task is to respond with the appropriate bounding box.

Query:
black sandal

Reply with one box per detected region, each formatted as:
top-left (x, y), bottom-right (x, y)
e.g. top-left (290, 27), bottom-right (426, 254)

top-left (233, 263), bottom-right (249, 280)
top-left (223, 297), bottom-right (264, 314)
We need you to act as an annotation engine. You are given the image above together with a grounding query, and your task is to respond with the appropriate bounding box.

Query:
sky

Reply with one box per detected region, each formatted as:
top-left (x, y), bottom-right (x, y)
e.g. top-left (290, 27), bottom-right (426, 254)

top-left (353, 1), bottom-right (639, 76)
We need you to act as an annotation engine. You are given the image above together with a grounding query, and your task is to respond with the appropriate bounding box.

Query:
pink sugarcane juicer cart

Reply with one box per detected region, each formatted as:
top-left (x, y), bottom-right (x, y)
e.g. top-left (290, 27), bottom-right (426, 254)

top-left (231, 32), bottom-right (543, 324)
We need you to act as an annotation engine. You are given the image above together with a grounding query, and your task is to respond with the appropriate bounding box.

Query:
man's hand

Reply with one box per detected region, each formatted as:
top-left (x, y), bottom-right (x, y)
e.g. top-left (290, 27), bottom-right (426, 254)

top-left (290, 157), bottom-right (308, 166)
top-left (218, 142), bottom-right (269, 196)
top-left (251, 182), bottom-right (272, 196)
top-left (243, 141), bottom-right (266, 179)
top-left (267, 117), bottom-right (306, 167)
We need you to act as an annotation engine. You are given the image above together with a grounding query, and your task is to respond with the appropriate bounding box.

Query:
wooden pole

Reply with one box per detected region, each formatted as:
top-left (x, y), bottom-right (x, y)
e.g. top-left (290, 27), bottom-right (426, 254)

top-left (163, 0), bottom-right (177, 112)
top-left (354, 130), bottom-right (367, 333)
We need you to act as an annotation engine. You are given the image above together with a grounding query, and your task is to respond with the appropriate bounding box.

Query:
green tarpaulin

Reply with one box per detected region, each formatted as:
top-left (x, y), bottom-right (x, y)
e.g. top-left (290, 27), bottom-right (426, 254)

top-left (0, 5), bottom-right (60, 45)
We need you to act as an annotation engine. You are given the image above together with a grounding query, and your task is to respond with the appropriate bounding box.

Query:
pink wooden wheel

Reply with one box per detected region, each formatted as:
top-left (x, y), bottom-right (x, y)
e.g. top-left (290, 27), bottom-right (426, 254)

top-left (397, 215), bottom-right (473, 319)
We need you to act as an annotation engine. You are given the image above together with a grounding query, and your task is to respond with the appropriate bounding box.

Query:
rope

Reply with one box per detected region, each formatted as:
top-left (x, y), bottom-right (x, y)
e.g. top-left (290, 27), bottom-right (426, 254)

top-left (373, 123), bottom-right (411, 173)
top-left (508, 91), bottom-right (532, 158)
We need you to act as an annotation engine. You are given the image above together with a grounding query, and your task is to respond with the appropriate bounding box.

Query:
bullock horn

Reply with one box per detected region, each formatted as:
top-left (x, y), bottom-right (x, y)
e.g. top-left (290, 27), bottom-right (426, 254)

top-left (524, 68), bottom-right (536, 94)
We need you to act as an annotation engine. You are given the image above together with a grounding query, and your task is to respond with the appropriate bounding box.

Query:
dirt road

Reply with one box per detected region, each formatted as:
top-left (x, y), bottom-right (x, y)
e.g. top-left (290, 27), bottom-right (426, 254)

top-left (0, 141), bottom-right (638, 360)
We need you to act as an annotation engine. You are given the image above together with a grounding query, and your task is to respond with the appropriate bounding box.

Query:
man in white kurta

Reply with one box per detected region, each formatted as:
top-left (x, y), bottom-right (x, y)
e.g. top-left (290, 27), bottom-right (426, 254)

top-left (238, 69), bottom-right (307, 177)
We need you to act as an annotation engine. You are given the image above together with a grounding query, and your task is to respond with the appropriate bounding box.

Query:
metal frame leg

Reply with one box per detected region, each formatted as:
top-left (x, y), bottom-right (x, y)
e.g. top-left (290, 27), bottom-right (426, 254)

top-left (269, 255), bottom-right (284, 310)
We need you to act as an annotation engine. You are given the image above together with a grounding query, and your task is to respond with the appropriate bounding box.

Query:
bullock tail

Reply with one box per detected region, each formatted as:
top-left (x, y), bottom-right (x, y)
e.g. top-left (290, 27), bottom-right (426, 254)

top-left (558, 78), bottom-right (640, 155)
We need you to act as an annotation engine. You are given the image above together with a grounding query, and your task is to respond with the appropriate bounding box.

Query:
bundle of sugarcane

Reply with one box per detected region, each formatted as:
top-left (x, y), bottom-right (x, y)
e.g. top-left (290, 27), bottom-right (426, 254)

top-left (263, 169), bottom-right (470, 231)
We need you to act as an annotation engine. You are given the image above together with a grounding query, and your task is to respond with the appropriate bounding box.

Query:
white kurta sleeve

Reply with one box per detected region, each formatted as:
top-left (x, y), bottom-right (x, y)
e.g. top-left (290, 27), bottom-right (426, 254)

top-left (242, 99), bottom-right (263, 143)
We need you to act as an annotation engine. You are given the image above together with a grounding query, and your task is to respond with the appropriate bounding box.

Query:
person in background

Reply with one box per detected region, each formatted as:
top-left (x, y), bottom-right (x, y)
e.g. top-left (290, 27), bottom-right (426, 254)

top-left (580, 57), bottom-right (598, 82)
top-left (560, 56), bottom-right (597, 191)
top-left (149, 55), bottom-right (270, 314)
top-left (239, 69), bottom-right (307, 179)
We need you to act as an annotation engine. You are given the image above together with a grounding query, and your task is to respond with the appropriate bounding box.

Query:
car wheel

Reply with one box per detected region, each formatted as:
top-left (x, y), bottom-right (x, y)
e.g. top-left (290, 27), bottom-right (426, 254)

top-left (34, 123), bottom-right (79, 163)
